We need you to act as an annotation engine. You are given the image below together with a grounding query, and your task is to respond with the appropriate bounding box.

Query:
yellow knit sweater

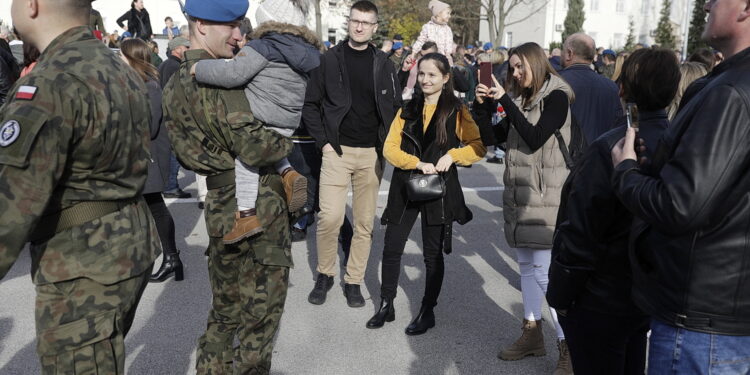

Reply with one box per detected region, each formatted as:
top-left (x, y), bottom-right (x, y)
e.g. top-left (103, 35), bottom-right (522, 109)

top-left (384, 104), bottom-right (486, 170)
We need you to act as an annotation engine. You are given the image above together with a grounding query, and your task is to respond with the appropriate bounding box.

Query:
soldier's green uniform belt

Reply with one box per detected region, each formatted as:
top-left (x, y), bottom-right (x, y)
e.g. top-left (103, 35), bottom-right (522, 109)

top-left (30, 197), bottom-right (141, 243)
top-left (206, 169), bottom-right (236, 190)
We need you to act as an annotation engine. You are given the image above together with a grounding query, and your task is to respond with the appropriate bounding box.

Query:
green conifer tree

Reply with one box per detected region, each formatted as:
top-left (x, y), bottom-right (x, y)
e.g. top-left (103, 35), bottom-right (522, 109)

top-left (687, 0), bottom-right (708, 54)
top-left (624, 18), bottom-right (636, 51)
top-left (562, 0), bottom-right (585, 42)
top-left (655, 0), bottom-right (676, 49)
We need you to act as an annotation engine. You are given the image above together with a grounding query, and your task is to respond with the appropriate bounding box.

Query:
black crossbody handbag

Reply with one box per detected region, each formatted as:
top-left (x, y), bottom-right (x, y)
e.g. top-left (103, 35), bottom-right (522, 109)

top-left (405, 172), bottom-right (445, 201)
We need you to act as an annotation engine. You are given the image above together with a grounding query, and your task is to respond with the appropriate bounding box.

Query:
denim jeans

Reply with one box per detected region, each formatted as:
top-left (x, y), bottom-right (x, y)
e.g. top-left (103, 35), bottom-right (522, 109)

top-left (648, 318), bottom-right (750, 375)
top-left (166, 151), bottom-right (180, 191)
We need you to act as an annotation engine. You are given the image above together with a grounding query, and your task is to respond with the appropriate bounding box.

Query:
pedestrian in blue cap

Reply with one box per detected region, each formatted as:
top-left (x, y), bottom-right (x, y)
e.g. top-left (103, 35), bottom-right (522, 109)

top-left (483, 42), bottom-right (493, 51)
top-left (184, 0), bottom-right (249, 22)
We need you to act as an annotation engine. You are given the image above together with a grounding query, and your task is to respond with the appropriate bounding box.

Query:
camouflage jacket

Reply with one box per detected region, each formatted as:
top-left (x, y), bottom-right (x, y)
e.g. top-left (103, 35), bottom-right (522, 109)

top-left (0, 26), bottom-right (161, 284)
top-left (163, 49), bottom-right (293, 267)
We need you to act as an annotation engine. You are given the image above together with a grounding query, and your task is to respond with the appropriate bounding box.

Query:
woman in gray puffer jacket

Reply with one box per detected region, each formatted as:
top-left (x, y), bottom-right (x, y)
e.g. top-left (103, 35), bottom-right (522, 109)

top-left (475, 42), bottom-right (574, 374)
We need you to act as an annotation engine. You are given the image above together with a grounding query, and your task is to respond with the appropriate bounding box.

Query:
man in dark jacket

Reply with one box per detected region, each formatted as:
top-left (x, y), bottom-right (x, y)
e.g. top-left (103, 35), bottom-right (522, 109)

top-left (611, 1), bottom-right (750, 373)
top-left (560, 33), bottom-right (622, 144)
top-left (303, 0), bottom-right (401, 308)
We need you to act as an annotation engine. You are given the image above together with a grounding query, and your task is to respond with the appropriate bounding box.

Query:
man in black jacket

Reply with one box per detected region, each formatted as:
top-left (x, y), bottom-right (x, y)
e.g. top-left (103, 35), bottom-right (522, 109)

top-left (303, 0), bottom-right (401, 308)
top-left (611, 0), bottom-right (750, 372)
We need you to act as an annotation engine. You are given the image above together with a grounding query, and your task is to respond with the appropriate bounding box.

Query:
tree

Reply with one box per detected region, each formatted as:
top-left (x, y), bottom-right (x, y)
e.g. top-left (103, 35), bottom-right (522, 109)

top-left (387, 14), bottom-right (424, 45)
top-left (562, 0), bottom-right (585, 42)
top-left (687, 0), bottom-right (708, 54)
top-left (452, 0), bottom-right (551, 47)
top-left (624, 18), bottom-right (636, 51)
top-left (654, 0), bottom-right (676, 49)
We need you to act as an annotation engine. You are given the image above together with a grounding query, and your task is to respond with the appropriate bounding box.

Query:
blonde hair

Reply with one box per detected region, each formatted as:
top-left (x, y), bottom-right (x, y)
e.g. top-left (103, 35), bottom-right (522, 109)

top-left (490, 50), bottom-right (506, 65)
top-left (611, 53), bottom-right (629, 82)
top-left (667, 62), bottom-right (708, 120)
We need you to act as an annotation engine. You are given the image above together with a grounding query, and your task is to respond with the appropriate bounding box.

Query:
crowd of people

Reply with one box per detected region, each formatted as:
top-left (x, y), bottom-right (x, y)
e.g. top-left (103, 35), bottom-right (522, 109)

top-left (1, 0), bottom-right (750, 374)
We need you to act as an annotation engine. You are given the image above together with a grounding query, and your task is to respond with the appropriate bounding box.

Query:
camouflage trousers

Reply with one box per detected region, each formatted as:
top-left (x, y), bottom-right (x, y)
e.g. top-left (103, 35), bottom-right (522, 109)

top-left (34, 268), bottom-right (152, 375)
top-left (196, 238), bottom-right (290, 375)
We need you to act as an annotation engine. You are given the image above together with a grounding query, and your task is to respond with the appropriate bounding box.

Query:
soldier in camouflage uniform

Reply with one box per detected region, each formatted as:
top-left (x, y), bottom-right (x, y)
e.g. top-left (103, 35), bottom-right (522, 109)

top-left (162, 0), bottom-right (293, 373)
top-left (0, 0), bottom-right (160, 373)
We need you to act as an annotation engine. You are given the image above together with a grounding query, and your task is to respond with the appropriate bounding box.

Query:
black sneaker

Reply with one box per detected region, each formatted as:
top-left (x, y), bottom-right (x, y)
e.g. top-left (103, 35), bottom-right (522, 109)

top-left (163, 188), bottom-right (192, 199)
top-left (308, 274), bottom-right (334, 305)
top-left (344, 283), bottom-right (365, 308)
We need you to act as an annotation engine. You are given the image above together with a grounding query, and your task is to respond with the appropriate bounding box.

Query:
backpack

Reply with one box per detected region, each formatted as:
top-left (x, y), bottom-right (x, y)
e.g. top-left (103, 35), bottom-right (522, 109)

top-left (554, 113), bottom-right (587, 170)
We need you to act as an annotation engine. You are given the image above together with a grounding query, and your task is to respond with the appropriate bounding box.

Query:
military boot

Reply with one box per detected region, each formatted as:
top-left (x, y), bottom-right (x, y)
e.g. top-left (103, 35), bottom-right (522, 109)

top-left (280, 168), bottom-right (307, 213)
top-left (223, 209), bottom-right (264, 244)
top-left (497, 319), bottom-right (546, 360)
top-left (553, 339), bottom-right (574, 375)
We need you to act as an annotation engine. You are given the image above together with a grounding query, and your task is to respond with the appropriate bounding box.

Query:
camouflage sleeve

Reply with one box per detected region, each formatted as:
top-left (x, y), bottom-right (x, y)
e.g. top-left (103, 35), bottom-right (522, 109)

top-left (0, 78), bottom-right (73, 279)
top-left (221, 90), bottom-right (293, 167)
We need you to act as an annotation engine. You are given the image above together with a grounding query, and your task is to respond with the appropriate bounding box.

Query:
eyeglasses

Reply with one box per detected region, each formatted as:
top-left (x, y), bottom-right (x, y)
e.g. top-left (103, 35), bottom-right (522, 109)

top-left (349, 19), bottom-right (377, 28)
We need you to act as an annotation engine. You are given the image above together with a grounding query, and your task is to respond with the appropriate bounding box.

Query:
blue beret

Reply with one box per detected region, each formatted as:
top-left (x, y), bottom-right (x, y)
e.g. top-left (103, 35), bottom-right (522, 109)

top-left (467, 44), bottom-right (474, 49)
top-left (324, 41), bottom-right (331, 48)
top-left (602, 49), bottom-right (616, 57)
top-left (483, 42), bottom-right (493, 50)
top-left (393, 41), bottom-right (403, 50)
top-left (185, 0), bottom-right (249, 22)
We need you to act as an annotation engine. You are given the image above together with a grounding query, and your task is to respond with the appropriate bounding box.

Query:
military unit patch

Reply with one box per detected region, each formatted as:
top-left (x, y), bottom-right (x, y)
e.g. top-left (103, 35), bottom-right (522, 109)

top-left (0, 120), bottom-right (20, 147)
top-left (15, 86), bottom-right (38, 100)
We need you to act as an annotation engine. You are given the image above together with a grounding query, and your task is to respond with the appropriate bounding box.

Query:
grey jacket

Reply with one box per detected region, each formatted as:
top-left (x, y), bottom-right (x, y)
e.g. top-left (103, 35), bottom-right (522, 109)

top-left (194, 22), bottom-right (321, 131)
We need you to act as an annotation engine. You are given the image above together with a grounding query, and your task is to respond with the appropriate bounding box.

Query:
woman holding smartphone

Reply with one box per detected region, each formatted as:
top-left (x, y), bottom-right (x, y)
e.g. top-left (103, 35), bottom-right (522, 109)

top-left (367, 53), bottom-right (485, 335)
top-left (474, 42), bottom-right (574, 373)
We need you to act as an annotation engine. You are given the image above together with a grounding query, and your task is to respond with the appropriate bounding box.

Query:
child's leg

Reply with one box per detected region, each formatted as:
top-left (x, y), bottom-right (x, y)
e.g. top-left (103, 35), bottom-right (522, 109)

top-left (224, 159), bottom-right (264, 244)
top-left (235, 158), bottom-right (260, 211)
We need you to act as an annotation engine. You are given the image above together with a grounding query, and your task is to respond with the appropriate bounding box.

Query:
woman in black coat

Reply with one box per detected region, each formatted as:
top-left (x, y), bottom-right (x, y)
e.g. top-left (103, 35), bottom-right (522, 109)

top-left (546, 48), bottom-right (681, 375)
top-left (117, 0), bottom-right (153, 41)
top-left (366, 53), bottom-right (485, 335)
top-left (120, 39), bottom-right (183, 282)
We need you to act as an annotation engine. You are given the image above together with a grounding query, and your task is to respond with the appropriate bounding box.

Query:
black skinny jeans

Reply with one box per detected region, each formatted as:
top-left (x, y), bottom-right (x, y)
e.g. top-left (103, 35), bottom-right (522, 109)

top-left (144, 193), bottom-right (177, 256)
top-left (381, 203), bottom-right (446, 308)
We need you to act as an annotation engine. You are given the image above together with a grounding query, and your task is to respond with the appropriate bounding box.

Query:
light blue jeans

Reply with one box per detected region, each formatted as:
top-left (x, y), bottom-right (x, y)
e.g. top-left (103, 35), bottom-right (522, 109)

top-left (648, 318), bottom-right (750, 374)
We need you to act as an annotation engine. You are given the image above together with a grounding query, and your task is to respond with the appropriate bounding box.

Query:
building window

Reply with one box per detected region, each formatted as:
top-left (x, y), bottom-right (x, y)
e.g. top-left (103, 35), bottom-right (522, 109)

top-left (328, 28), bottom-right (337, 43)
top-left (589, 32), bottom-right (598, 45)
top-left (641, 0), bottom-right (650, 13)
top-left (329, 0), bottom-right (337, 6)
top-left (591, 0), bottom-right (599, 11)
top-left (614, 33), bottom-right (624, 48)
top-left (505, 32), bottom-right (513, 48)
top-left (616, 0), bottom-right (626, 13)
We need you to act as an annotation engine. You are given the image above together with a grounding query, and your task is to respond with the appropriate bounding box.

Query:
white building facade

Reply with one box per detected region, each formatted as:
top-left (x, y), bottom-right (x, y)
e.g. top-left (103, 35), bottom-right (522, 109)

top-left (479, 0), bottom-right (694, 50)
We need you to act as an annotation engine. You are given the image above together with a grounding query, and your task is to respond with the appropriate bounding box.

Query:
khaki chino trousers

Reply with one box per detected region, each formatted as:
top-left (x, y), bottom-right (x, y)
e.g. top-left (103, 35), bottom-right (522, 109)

top-left (316, 146), bottom-right (383, 284)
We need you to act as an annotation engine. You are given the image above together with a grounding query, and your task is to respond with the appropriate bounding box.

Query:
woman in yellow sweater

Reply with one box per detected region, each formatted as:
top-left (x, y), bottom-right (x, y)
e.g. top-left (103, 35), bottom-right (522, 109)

top-left (366, 53), bottom-right (486, 335)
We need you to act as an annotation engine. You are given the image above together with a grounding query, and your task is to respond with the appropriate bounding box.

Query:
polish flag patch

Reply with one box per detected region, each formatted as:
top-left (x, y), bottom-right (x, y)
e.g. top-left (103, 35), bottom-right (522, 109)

top-left (15, 86), bottom-right (37, 100)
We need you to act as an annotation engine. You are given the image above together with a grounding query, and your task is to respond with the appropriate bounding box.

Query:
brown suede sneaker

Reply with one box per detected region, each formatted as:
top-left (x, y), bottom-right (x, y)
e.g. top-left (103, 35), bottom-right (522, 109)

top-left (223, 209), bottom-right (264, 244)
top-left (280, 168), bottom-right (307, 213)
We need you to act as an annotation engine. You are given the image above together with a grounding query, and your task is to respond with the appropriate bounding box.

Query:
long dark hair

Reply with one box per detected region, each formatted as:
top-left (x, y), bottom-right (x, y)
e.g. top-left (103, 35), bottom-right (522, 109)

top-left (120, 38), bottom-right (158, 82)
top-left (416, 52), bottom-right (463, 147)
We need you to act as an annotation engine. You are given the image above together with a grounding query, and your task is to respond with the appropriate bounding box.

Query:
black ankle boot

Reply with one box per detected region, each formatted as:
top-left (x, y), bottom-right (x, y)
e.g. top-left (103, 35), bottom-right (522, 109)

top-left (366, 297), bottom-right (395, 329)
top-left (150, 252), bottom-right (184, 282)
top-left (405, 305), bottom-right (435, 336)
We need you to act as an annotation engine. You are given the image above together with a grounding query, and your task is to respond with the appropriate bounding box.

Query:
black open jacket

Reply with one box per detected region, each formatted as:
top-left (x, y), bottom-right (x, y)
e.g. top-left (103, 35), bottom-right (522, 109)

top-left (302, 41), bottom-right (402, 155)
top-left (612, 47), bottom-right (750, 335)
top-left (381, 99), bottom-right (473, 253)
